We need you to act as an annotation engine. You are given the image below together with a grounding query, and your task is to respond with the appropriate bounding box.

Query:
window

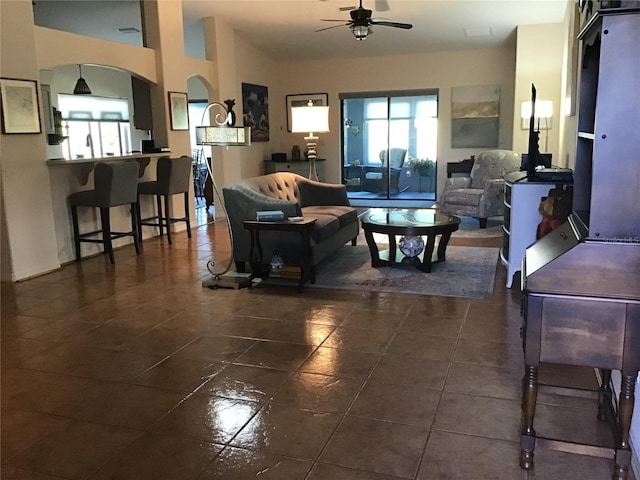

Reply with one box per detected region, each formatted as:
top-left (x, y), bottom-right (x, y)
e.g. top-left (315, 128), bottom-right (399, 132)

top-left (342, 91), bottom-right (438, 201)
top-left (58, 94), bottom-right (131, 160)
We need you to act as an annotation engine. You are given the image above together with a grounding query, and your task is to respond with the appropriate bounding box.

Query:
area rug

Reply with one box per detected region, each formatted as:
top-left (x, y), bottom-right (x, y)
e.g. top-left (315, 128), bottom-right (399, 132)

top-left (450, 216), bottom-right (503, 238)
top-left (310, 244), bottom-right (499, 299)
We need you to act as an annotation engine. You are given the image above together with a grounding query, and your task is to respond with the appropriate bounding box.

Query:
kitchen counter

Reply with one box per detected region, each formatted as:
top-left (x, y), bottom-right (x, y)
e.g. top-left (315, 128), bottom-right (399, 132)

top-left (46, 152), bottom-right (171, 184)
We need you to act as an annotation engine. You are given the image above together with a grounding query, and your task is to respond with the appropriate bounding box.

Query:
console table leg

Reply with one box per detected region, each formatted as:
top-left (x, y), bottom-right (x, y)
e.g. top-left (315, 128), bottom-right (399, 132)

top-left (613, 374), bottom-right (635, 480)
top-left (520, 364), bottom-right (538, 470)
top-left (598, 368), bottom-right (612, 422)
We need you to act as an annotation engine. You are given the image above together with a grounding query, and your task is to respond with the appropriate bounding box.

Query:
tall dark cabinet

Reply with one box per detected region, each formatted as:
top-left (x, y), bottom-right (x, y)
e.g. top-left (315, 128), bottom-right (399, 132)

top-left (519, 9), bottom-right (640, 480)
top-left (573, 10), bottom-right (640, 240)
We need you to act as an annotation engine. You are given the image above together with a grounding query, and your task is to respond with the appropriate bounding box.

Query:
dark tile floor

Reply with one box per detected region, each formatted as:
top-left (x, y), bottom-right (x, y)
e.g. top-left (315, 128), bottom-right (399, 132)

top-left (1, 221), bottom-right (636, 479)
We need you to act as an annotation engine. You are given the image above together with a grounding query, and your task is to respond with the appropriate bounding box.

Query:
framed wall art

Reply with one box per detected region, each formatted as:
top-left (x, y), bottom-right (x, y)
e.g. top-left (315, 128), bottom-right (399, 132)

top-left (451, 85), bottom-right (500, 148)
top-left (286, 93), bottom-right (328, 132)
top-left (168, 91), bottom-right (189, 130)
top-left (0, 78), bottom-right (42, 134)
top-left (242, 82), bottom-right (269, 142)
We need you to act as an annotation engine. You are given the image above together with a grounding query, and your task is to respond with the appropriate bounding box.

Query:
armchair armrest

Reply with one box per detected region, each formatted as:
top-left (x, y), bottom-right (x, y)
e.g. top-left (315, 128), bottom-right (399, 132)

top-left (478, 178), bottom-right (506, 218)
top-left (442, 176), bottom-right (471, 192)
top-left (483, 178), bottom-right (505, 195)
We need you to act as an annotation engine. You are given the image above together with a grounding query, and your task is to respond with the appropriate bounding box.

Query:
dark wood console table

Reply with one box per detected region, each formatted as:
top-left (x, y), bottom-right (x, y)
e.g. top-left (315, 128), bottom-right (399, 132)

top-left (446, 157), bottom-right (474, 177)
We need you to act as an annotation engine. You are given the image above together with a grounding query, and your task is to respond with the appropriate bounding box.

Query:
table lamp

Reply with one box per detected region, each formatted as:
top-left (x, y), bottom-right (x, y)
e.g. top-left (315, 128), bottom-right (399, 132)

top-left (291, 100), bottom-right (329, 181)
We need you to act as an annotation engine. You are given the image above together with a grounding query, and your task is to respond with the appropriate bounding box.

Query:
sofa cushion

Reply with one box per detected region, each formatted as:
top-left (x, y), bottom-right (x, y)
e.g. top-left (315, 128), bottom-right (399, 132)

top-left (302, 205), bottom-right (358, 229)
top-left (300, 210), bottom-right (341, 243)
top-left (441, 188), bottom-right (483, 207)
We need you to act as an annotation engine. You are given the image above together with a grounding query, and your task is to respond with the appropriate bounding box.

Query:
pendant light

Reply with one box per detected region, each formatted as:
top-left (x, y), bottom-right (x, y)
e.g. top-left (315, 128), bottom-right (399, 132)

top-left (73, 65), bottom-right (92, 95)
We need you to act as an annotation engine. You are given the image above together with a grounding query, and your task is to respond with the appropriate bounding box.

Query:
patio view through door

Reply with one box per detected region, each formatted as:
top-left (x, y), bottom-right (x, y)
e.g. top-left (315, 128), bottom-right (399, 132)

top-left (341, 90), bottom-right (438, 204)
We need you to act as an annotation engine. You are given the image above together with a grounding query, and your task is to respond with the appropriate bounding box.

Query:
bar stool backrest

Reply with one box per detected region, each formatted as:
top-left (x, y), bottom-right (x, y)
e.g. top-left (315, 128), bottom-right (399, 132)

top-left (94, 161), bottom-right (140, 207)
top-left (157, 156), bottom-right (193, 195)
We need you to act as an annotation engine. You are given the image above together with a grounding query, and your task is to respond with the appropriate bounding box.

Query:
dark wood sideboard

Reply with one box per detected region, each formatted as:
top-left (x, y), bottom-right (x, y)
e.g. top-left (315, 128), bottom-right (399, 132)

top-left (519, 9), bottom-right (640, 480)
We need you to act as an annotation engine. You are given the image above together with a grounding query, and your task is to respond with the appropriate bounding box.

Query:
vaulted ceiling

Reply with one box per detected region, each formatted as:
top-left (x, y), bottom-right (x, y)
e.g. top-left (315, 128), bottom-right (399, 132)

top-left (33, 0), bottom-right (568, 61)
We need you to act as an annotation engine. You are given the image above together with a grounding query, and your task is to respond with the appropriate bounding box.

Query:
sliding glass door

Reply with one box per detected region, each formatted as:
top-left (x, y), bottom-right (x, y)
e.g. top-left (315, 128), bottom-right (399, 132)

top-left (341, 90), bottom-right (438, 202)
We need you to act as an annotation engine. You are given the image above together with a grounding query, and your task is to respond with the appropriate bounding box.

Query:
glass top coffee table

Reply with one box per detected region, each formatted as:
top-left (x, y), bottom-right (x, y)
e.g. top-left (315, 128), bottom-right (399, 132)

top-left (360, 208), bottom-right (460, 273)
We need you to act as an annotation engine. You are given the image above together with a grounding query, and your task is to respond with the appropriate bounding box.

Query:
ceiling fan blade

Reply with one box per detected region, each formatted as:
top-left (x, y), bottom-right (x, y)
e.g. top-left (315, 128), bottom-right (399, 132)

top-left (370, 20), bottom-right (413, 29)
top-left (315, 23), bottom-right (351, 32)
top-left (339, 5), bottom-right (356, 11)
top-left (320, 19), bottom-right (350, 21)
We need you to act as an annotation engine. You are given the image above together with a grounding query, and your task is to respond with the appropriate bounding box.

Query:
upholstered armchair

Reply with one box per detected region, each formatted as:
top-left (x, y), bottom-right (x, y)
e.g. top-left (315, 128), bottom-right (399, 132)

top-left (362, 148), bottom-right (407, 193)
top-left (438, 149), bottom-right (520, 228)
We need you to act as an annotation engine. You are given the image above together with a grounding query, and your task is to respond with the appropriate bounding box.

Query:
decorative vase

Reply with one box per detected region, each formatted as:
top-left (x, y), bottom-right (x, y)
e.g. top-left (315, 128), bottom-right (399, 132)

top-left (291, 145), bottom-right (301, 161)
top-left (269, 254), bottom-right (284, 276)
top-left (399, 236), bottom-right (425, 258)
top-left (224, 99), bottom-right (236, 127)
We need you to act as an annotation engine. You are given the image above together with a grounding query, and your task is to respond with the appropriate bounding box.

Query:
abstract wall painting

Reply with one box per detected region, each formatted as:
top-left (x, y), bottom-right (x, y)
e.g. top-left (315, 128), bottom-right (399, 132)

top-left (242, 83), bottom-right (269, 142)
top-left (451, 85), bottom-right (500, 148)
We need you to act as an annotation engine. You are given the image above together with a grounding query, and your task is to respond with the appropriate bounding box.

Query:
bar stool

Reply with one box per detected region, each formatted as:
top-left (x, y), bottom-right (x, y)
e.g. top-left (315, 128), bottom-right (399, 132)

top-left (69, 161), bottom-right (141, 264)
top-left (136, 156), bottom-right (192, 244)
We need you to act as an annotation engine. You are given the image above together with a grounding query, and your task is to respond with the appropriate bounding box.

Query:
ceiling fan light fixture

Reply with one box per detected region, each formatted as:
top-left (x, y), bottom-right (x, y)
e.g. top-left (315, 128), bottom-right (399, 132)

top-left (351, 24), bottom-right (371, 40)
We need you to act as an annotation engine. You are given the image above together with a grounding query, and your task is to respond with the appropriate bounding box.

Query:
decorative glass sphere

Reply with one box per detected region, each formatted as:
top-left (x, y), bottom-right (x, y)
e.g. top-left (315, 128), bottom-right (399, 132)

top-left (399, 236), bottom-right (425, 257)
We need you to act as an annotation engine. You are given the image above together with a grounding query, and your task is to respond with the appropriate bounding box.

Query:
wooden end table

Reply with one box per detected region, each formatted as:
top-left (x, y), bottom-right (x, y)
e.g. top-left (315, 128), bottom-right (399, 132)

top-left (242, 218), bottom-right (317, 292)
top-left (360, 208), bottom-right (460, 273)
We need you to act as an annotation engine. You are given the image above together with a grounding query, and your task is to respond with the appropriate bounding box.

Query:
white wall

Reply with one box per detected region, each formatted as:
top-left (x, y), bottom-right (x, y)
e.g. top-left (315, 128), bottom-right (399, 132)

top-left (1, 0), bottom-right (60, 281)
top-left (512, 23), bottom-right (565, 164)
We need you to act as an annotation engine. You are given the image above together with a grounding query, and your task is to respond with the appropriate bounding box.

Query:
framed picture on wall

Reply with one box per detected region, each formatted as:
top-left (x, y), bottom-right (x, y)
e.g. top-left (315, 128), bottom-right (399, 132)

top-left (242, 82), bottom-right (269, 142)
top-left (286, 93), bottom-right (328, 132)
top-left (0, 78), bottom-right (42, 134)
top-left (168, 91), bottom-right (189, 130)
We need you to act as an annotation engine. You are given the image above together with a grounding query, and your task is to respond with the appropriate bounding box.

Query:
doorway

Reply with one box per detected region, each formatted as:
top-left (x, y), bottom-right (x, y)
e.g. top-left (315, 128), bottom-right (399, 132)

top-left (341, 91), bottom-right (438, 205)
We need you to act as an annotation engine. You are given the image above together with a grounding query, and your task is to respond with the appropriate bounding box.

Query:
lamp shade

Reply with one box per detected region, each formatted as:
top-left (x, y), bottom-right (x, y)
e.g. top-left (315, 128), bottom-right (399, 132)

top-left (291, 105), bottom-right (329, 133)
top-left (196, 126), bottom-right (251, 146)
top-left (521, 100), bottom-right (553, 119)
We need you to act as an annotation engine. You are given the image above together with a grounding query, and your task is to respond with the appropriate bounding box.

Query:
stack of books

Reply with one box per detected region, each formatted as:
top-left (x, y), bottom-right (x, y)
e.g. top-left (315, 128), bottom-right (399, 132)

top-left (279, 265), bottom-right (301, 279)
top-left (256, 210), bottom-right (285, 222)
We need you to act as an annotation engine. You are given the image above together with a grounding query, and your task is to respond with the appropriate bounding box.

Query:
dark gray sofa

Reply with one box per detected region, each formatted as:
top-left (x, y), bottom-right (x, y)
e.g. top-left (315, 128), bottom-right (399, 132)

top-left (222, 172), bottom-right (359, 272)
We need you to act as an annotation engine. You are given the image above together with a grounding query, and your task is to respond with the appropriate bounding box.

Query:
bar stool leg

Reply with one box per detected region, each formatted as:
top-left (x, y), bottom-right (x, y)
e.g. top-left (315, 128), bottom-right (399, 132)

top-left (163, 194), bottom-right (172, 245)
top-left (100, 207), bottom-right (115, 264)
top-left (183, 191), bottom-right (192, 238)
top-left (156, 195), bottom-right (163, 237)
top-left (131, 202), bottom-right (141, 255)
top-left (71, 205), bottom-right (82, 261)
top-left (135, 195), bottom-right (143, 242)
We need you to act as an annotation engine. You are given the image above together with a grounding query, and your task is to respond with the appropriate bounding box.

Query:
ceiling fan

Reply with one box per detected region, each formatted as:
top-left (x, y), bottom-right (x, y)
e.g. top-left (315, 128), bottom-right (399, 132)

top-left (316, 0), bottom-right (413, 41)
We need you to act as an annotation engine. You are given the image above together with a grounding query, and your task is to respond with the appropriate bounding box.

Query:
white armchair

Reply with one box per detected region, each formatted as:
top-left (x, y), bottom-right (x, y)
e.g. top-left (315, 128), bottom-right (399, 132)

top-left (438, 149), bottom-right (520, 228)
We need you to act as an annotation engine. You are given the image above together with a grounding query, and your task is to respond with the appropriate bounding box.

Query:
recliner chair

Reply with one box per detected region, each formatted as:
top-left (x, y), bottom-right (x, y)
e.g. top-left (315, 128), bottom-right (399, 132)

top-left (438, 149), bottom-right (520, 228)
